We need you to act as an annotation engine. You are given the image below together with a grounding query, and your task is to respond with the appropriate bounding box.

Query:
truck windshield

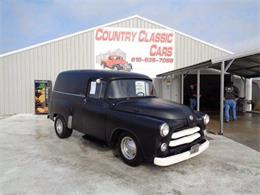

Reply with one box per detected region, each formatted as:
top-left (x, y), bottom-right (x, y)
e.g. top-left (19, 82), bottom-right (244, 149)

top-left (107, 79), bottom-right (156, 99)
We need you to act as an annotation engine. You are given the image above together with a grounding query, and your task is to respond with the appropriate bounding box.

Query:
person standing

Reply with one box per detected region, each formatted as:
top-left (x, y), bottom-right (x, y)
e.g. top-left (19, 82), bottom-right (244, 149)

top-left (224, 81), bottom-right (239, 122)
top-left (187, 84), bottom-right (197, 110)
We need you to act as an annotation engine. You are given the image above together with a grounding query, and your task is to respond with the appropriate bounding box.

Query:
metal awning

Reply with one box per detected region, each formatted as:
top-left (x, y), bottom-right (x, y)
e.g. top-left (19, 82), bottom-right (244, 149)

top-left (211, 49), bottom-right (260, 78)
top-left (157, 60), bottom-right (212, 77)
top-left (157, 49), bottom-right (260, 135)
top-left (157, 49), bottom-right (260, 78)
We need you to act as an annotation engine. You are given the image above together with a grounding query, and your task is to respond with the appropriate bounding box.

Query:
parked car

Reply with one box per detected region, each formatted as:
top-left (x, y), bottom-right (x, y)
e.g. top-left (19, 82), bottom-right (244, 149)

top-left (48, 70), bottom-right (210, 166)
top-left (101, 55), bottom-right (132, 71)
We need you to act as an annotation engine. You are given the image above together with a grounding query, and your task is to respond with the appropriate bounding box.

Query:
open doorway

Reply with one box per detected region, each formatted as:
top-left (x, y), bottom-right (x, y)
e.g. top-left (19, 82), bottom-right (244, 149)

top-left (183, 74), bottom-right (231, 113)
top-left (183, 73), bottom-right (259, 151)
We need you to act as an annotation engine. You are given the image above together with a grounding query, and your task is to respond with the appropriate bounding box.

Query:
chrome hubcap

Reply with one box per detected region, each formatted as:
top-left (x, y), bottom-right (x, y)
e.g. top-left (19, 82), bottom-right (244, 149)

top-left (120, 136), bottom-right (137, 160)
top-left (56, 119), bottom-right (63, 134)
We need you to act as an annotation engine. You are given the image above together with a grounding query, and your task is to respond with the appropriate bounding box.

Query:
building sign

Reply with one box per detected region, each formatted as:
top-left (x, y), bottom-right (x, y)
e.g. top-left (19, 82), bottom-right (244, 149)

top-left (95, 27), bottom-right (175, 77)
top-left (34, 80), bottom-right (52, 114)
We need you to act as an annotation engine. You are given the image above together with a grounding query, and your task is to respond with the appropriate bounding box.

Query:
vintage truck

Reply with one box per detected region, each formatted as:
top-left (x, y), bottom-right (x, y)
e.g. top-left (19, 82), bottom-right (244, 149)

top-left (48, 70), bottom-right (209, 166)
top-left (101, 55), bottom-right (132, 71)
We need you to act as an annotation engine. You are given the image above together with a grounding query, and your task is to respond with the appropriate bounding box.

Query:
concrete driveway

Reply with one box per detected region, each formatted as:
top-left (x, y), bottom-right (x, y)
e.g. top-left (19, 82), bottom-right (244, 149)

top-left (0, 114), bottom-right (260, 195)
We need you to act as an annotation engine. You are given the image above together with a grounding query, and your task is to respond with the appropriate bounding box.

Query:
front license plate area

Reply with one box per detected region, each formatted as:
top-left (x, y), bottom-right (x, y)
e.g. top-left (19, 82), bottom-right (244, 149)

top-left (190, 144), bottom-right (199, 154)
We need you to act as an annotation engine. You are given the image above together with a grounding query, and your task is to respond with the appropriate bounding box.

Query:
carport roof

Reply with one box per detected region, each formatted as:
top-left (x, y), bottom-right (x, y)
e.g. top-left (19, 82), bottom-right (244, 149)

top-left (157, 49), bottom-right (260, 78)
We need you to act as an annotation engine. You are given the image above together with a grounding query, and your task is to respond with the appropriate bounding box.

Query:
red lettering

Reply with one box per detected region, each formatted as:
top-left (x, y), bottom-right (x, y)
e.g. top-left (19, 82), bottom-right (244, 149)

top-left (95, 28), bottom-right (103, 41)
top-left (103, 31), bottom-right (109, 40)
top-left (167, 47), bottom-right (173, 56)
top-left (160, 33), bottom-right (166, 43)
top-left (150, 44), bottom-right (157, 56)
top-left (168, 34), bottom-right (173, 43)
top-left (113, 31), bottom-right (121, 41)
top-left (125, 32), bottom-right (131, 41)
top-left (155, 33), bottom-right (161, 42)
top-left (162, 47), bottom-right (167, 56)
top-left (139, 30), bottom-right (146, 42)
top-left (150, 45), bottom-right (173, 56)
top-left (96, 29), bottom-right (173, 43)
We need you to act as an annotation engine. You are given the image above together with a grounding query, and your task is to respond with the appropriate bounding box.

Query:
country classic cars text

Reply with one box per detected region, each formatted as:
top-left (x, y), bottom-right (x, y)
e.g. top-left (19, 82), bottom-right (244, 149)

top-left (95, 28), bottom-right (173, 43)
top-left (95, 28), bottom-right (174, 57)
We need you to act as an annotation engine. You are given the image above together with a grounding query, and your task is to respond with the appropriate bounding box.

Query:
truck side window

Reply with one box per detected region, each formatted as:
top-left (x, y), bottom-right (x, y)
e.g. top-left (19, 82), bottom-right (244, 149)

top-left (88, 80), bottom-right (106, 99)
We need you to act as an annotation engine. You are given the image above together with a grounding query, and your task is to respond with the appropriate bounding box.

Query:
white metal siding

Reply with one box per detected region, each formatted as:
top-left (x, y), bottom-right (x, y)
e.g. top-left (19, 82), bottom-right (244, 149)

top-left (0, 16), bottom-right (230, 114)
top-left (0, 58), bottom-right (4, 114)
top-left (108, 17), bottom-right (163, 29)
top-left (0, 31), bottom-right (94, 114)
top-left (160, 75), bottom-right (181, 102)
top-left (175, 33), bottom-right (228, 69)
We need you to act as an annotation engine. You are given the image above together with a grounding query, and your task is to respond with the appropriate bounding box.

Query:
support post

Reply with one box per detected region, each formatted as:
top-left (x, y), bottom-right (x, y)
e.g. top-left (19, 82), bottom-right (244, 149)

top-left (219, 61), bottom-right (225, 135)
top-left (169, 75), bottom-right (173, 101)
top-left (224, 59), bottom-right (234, 72)
top-left (245, 78), bottom-right (252, 111)
top-left (197, 70), bottom-right (200, 111)
top-left (181, 74), bottom-right (184, 104)
top-left (243, 79), bottom-right (247, 112)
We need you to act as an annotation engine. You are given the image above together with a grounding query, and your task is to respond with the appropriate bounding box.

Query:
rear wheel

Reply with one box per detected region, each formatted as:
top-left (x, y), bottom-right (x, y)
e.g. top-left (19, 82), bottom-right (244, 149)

top-left (118, 132), bottom-right (143, 166)
top-left (54, 115), bottom-right (72, 138)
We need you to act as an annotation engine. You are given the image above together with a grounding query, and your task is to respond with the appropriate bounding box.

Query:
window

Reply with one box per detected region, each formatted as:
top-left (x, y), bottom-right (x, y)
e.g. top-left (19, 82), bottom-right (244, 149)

top-left (88, 80), bottom-right (106, 99)
top-left (107, 79), bottom-right (156, 99)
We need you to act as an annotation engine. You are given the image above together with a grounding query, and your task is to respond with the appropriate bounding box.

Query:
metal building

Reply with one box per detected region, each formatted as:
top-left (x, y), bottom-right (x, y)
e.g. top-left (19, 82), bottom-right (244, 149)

top-left (0, 15), bottom-right (231, 115)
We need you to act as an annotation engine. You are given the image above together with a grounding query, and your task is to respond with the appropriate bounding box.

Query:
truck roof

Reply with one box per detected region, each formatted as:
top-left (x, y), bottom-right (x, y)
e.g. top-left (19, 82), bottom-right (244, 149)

top-left (54, 70), bottom-right (152, 94)
top-left (59, 69), bottom-right (152, 80)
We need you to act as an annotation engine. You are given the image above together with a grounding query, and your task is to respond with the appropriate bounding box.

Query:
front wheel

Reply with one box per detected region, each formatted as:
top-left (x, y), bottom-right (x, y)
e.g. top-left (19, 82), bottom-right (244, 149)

top-left (118, 132), bottom-right (143, 166)
top-left (54, 115), bottom-right (72, 138)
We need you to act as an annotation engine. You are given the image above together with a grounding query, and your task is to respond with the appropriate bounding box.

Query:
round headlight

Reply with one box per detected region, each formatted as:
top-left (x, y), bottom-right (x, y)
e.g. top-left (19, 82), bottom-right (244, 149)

top-left (160, 143), bottom-right (167, 152)
top-left (160, 123), bottom-right (169, 137)
top-left (203, 114), bottom-right (210, 125)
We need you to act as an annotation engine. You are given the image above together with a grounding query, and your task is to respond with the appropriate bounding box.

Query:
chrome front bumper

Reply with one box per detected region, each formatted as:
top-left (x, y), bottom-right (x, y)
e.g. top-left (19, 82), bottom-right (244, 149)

top-left (154, 140), bottom-right (209, 166)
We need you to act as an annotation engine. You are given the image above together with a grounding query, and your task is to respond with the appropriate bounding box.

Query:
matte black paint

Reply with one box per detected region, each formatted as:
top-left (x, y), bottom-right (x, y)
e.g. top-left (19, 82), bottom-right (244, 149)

top-left (48, 70), bottom-right (207, 162)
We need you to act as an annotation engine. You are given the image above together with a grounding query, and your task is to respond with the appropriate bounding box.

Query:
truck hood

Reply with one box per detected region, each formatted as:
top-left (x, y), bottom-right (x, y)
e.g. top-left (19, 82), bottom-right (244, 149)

top-left (114, 97), bottom-right (194, 120)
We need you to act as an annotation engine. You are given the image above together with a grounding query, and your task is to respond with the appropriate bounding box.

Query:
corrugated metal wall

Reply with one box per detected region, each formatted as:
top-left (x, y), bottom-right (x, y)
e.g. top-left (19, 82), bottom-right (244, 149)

top-left (175, 33), bottom-right (228, 69)
top-left (108, 17), bottom-right (163, 29)
top-left (0, 16), bottom-right (229, 114)
top-left (0, 31), bottom-right (94, 114)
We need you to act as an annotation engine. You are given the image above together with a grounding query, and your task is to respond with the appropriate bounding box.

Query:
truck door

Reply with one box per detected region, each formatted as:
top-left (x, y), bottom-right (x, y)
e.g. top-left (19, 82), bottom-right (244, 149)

top-left (81, 79), bottom-right (107, 140)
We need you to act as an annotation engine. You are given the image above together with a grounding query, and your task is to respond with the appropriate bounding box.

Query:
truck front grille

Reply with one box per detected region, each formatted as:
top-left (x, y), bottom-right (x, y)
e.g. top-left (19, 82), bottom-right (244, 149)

top-left (169, 126), bottom-right (201, 147)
